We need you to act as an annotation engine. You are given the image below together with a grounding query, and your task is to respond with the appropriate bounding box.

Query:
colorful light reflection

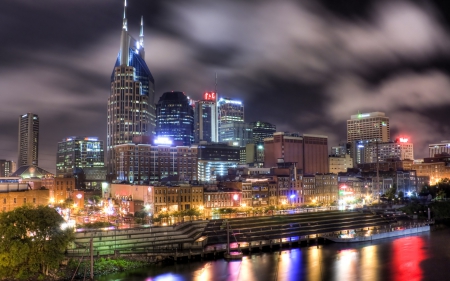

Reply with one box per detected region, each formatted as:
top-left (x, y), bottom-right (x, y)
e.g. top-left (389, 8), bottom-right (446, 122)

top-left (392, 236), bottom-right (427, 281)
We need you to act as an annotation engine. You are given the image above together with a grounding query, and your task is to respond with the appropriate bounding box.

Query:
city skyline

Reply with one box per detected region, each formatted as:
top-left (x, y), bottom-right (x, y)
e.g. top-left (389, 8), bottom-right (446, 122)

top-left (3, 0), bottom-right (450, 173)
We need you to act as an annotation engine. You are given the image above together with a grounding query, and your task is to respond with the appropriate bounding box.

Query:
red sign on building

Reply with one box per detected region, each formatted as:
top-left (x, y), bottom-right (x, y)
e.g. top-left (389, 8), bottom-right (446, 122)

top-left (204, 92), bottom-right (216, 101)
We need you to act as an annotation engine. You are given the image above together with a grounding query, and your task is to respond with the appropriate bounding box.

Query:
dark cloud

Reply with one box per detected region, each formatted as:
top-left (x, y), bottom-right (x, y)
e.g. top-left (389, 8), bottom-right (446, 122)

top-left (2, 0), bottom-right (450, 172)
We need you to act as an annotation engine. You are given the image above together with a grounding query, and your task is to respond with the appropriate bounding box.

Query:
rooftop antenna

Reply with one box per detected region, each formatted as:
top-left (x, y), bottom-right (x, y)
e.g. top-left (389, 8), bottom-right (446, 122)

top-left (215, 72), bottom-right (218, 95)
top-left (122, 0), bottom-right (128, 31)
top-left (139, 16), bottom-right (144, 48)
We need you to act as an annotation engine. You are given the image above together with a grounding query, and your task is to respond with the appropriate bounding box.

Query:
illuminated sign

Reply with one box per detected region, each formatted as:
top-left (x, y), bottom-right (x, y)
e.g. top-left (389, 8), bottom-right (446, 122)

top-left (204, 92), bottom-right (216, 101)
top-left (358, 113), bottom-right (370, 118)
top-left (84, 137), bottom-right (98, 141)
top-left (154, 136), bottom-right (173, 145)
top-left (399, 138), bottom-right (408, 143)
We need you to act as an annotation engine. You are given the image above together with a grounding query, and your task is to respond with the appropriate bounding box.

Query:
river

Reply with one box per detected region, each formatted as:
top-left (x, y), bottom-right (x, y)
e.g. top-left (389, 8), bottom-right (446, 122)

top-left (96, 227), bottom-right (450, 281)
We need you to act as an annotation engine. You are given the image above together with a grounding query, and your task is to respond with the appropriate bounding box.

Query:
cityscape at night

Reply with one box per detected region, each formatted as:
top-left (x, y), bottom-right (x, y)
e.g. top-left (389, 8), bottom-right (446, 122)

top-left (3, 0), bottom-right (450, 280)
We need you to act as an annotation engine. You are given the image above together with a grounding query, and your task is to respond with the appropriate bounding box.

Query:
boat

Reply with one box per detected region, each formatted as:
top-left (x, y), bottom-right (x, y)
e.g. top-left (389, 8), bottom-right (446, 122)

top-left (326, 224), bottom-right (430, 243)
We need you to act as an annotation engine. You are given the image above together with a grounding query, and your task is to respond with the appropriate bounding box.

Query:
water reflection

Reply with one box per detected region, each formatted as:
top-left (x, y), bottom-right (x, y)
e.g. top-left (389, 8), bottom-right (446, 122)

top-left (392, 236), bottom-right (426, 281)
top-left (97, 231), bottom-right (442, 281)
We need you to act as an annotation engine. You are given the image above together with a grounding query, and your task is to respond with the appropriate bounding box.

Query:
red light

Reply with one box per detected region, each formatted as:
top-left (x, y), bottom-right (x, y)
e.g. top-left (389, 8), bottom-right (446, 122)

top-left (204, 92), bottom-right (216, 101)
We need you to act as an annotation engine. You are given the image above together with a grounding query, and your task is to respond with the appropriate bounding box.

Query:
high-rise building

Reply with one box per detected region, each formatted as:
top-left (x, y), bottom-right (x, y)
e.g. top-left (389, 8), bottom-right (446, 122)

top-left (156, 91), bottom-right (194, 146)
top-left (218, 97), bottom-right (244, 142)
top-left (197, 143), bottom-right (240, 182)
top-left (194, 92), bottom-right (218, 143)
top-left (0, 160), bottom-right (16, 177)
top-left (347, 112), bottom-right (390, 143)
top-left (107, 3), bottom-right (156, 174)
top-left (18, 113), bottom-right (39, 167)
top-left (251, 121), bottom-right (276, 143)
top-left (219, 122), bottom-right (253, 147)
top-left (56, 136), bottom-right (105, 176)
top-left (264, 132), bottom-right (328, 174)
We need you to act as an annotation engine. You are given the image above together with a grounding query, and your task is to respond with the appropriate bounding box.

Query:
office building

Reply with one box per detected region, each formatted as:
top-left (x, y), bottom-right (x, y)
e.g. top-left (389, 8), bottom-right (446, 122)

top-left (0, 160), bottom-right (16, 177)
top-left (365, 138), bottom-right (414, 163)
top-left (429, 141), bottom-right (450, 157)
top-left (218, 97), bottom-right (244, 142)
top-left (18, 113), bottom-right (39, 167)
top-left (155, 91), bottom-right (194, 146)
top-left (107, 5), bottom-right (156, 173)
top-left (264, 132), bottom-right (328, 174)
top-left (329, 154), bottom-right (353, 173)
top-left (347, 112), bottom-right (390, 143)
top-left (251, 121), bottom-right (276, 143)
top-left (56, 137), bottom-right (105, 176)
top-left (197, 143), bottom-right (240, 182)
top-left (194, 92), bottom-right (218, 143)
top-left (112, 143), bottom-right (198, 184)
top-left (219, 122), bottom-right (253, 147)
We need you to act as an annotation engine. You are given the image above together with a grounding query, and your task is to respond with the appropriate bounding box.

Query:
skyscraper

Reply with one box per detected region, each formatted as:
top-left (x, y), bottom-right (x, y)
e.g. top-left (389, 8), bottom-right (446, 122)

top-left (250, 121), bottom-right (276, 143)
top-left (217, 97), bottom-right (244, 143)
top-left (194, 92), bottom-right (218, 143)
top-left (56, 136), bottom-right (105, 176)
top-left (107, 2), bottom-right (156, 174)
top-left (347, 112), bottom-right (390, 143)
top-left (156, 91), bottom-right (195, 146)
top-left (18, 113), bottom-right (39, 167)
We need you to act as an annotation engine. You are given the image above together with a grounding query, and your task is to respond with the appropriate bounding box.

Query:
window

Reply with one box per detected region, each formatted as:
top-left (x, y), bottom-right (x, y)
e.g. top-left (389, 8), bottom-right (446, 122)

top-left (13, 198), bottom-right (16, 204)
top-left (24, 198), bottom-right (27, 203)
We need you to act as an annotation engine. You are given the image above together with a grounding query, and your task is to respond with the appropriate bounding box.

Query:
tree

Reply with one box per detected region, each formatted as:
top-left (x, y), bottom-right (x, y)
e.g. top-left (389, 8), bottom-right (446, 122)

top-left (0, 205), bottom-right (74, 279)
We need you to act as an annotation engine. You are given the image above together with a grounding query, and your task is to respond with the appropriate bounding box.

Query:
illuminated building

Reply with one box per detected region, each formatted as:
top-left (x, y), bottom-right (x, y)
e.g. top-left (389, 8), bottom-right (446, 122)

top-left (197, 143), bottom-right (240, 182)
top-left (218, 97), bottom-right (244, 142)
top-left (0, 178), bottom-right (50, 212)
top-left (0, 160), bottom-right (16, 177)
top-left (56, 136), bottom-right (105, 176)
top-left (156, 91), bottom-right (194, 146)
top-left (429, 141), bottom-right (450, 157)
top-left (107, 3), bottom-right (156, 174)
top-left (365, 138), bottom-right (414, 162)
top-left (219, 122), bottom-right (253, 147)
top-left (194, 92), bottom-right (218, 143)
top-left (245, 142), bottom-right (265, 167)
top-left (18, 113), bottom-right (39, 167)
top-left (264, 132), bottom-right (328, 174)
top-left (329, 154), bottom-right (353, 173)
top-left (56, 136), bottom-right (105, 189)
top-left (152, 184), bottom-right (203, 213)
top-left (112, 143), bottom-right (198, 184)
top-left (347, 112), bottom-right (390, 143)
top-left (250, 121), bottom-right (276, 143)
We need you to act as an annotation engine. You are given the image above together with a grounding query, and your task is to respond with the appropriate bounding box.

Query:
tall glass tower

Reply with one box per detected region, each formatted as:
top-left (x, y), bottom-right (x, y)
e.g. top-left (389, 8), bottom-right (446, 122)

top-left (107, 1), bottom-right (156, 174)
top-left (18, 113), bottom-right (39, 167)
top-left (156, 91), bottom-right (194, 146)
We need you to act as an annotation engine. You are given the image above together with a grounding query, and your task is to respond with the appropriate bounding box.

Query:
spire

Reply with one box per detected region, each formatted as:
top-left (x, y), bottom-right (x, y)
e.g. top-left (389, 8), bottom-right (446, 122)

top-left (119, 0), bottom-right (129, 66)
top-left (140, 16), bottom-right (144, 48)
top-left (122, 0), bottom-right (128, 31)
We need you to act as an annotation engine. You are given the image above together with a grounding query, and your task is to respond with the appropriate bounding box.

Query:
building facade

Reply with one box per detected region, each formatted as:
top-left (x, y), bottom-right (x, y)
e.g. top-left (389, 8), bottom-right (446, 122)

top-left (264, 132), bottom-right (328, 174)
top-left (18, 113), bottom-right (39, 167)
top-left (329, 154), bottom-right (353, 173)
top-left (218, 98), bottom-right (244, 142)
top-left (197, 143), bottom-right (240, 182)
top-left (112, 143), bottom-right (198, 184)
top-left (347, 112), bottom-right (390, 143)
top-left (107, 9), bottom-right (156, 174)
top-left (56, 136), bottom-right (105, 176)
top-left (250, 121), bottom-right (276, 143)
top-left (194, 92), bottom-right (218, 143)
top-left (156, 91), bottom-right (194, 146)
top-left (0, 160), bottom-right (16, 177)
top-left (429, 141), bottom-right (450, 157)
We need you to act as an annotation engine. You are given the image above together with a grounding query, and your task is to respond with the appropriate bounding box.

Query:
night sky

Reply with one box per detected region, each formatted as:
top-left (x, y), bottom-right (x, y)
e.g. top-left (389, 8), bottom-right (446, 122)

top-left (2, 0), bottom-right (450, 173)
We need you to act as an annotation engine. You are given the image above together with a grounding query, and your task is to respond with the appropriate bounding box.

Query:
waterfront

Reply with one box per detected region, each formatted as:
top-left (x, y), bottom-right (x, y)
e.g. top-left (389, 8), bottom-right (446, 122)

top-left (97, 228), bottom-right (449, 281)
